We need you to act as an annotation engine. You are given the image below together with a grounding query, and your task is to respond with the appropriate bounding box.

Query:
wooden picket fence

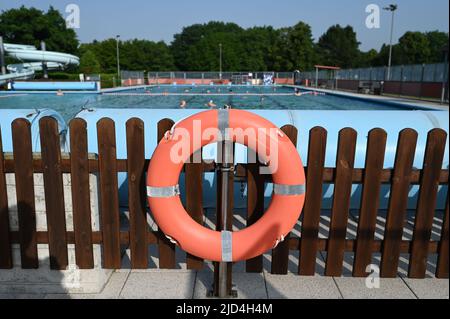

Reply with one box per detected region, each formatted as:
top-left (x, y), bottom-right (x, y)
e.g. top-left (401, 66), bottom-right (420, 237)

top-left (0, 116), bottom-right (448, 279)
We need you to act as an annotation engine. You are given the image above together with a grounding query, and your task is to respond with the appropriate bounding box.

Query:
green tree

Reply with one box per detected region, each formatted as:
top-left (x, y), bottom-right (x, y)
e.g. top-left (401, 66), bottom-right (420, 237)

top-left (80, 39), bottom-right (176, 73)
top-left (79, 50), bottom-right (101, 74)
top-left (356, 49), bottom-right (379, 67)
top-left (316, 25), bottom-right (360, 68)
top-left (0, 6), bottom-right (78, 54)
top-left (240, 26), bottom-right (279, 71)
top-left (397, 31), bottom-right (431, 64)
top-left (425, 31), bottom-right (449, 63)
top-left (171, 22), bottom-right (245, 71)
top-left (79, 40), bottom-right (117, 73)
top-left (372, 42), bottom-right (406, 67)
top-left (277, 22), bottom-right (316, 71)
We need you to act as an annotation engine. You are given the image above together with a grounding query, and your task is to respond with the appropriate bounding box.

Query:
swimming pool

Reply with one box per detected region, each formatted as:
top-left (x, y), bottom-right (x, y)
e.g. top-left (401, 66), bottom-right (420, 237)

top-left (0, 84), bottom-right (448, 210)
top-left (0, 85), bottom-right (434, 122)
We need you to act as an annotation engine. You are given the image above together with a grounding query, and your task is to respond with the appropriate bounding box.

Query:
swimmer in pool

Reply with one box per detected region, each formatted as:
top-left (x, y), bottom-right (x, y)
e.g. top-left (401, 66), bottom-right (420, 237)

top-left (56, 90), bottom-right (64, 96)
top-left (179, 100), bottom-right (187, 108)
top-left (206, 100), bottom-right (217, 108)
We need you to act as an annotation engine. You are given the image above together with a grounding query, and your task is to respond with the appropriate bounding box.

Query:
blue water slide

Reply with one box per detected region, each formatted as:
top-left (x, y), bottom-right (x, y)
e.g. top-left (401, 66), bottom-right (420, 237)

top-left (73, 108), bottom-right (449, 210)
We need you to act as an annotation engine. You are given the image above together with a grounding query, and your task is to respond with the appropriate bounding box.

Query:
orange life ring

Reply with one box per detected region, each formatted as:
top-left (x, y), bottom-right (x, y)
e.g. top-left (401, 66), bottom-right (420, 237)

top-left (147, 109), bottom-right (306, 262)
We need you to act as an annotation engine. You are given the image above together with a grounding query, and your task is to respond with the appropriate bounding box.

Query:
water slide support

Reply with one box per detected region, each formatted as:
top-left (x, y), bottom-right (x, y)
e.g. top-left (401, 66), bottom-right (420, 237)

top-left (0, 37), bottom-right (6, 75)
top-left (41, 41), bottom-right (48, 79)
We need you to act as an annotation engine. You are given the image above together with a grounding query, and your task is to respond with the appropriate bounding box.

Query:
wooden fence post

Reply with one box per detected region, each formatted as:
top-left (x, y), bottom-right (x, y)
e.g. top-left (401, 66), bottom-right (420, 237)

top-left (69, 119), bottom-right (94, 269)
top-left (40, 117), bottom-right (68, 270)
top-left (126, 118), bottom-right (148, 269)
top-left (409, 129), bottom-right (447, 278)
top-left (271, 125), bottom-right (298, 275)
top-left (0, 128), bottom-right (12, 269)
top-left (325, 128), bottom-right (357, 277)
top-left (97, 118), bottom-right (121, 269)
top-left (381, 129), bottom-right (418, 278)
top-left (185, 150), bottom-right (205, 270)
top-left (299, 127), bottom-right (327, 276)
top-left (246, 153), bottom-right (265, 273)
top-left (353, 129), bottom-right (387, 277)
top-left (12, 119), bottom-right (38, 269)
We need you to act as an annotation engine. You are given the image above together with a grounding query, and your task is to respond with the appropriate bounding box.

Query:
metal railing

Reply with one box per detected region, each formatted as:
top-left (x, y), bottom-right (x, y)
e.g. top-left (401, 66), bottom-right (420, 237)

top-left (299, 63), bottom-right (449, 83)
top-left (147, 72), bottom-right (294, 80)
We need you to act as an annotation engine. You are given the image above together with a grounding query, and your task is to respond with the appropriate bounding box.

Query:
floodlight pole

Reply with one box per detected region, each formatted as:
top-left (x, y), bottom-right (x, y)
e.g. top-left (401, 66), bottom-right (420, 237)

top-left (441, 48), bottom-right (448, 104)
top-left (384, 4), bottom-right (398, 81)
top-left (116, 35), bottom-right (121, 84)
top-left (219, 43), bottom-right (223, 80)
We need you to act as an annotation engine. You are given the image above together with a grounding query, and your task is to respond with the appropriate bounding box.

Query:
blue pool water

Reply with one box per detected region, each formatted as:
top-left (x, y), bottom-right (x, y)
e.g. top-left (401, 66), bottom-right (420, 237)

top-left (0, 85), bottom-right (431, 121)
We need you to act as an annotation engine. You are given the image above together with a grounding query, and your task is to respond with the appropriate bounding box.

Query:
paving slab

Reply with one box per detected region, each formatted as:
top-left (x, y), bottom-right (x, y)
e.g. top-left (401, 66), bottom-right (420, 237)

top-left (334, 277), bottom-right (417, 299)
top-left (119, 271), bottom-right (196, 299)
top-left (98, 271), bottom-right (130, 298)
top-left (402, 278), bottom-right (449, 299)
top-left (265, 273), bottom-right (342, 299)
top-left (44, 271), bottom-right (130, 299)
top-left (194, 270), bottom-right (267, 299)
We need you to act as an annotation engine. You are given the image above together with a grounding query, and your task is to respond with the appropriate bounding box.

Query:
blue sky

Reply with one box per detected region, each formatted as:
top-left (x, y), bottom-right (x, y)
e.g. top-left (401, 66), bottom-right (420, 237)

top-left (1, 0), bottom-right (448, 51)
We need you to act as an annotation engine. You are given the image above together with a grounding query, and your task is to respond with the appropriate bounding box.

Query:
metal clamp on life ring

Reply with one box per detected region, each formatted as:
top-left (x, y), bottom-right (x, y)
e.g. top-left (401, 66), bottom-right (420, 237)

top-left (147, 109), bottom-right (306, 262)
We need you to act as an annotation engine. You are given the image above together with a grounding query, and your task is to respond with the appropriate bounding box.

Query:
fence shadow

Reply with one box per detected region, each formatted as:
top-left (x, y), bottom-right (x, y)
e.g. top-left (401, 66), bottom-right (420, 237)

top-left (0, 203), bottom-right (67, 299)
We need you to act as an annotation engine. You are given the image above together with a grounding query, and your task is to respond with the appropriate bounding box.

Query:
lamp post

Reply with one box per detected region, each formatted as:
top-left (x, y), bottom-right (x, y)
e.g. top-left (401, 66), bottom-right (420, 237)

top-left (219, 43), bottom-right (222, 80)
top-left (116, 35), bottom-right (121, 84)
top-left (384, 4), bottom-right (398, 81)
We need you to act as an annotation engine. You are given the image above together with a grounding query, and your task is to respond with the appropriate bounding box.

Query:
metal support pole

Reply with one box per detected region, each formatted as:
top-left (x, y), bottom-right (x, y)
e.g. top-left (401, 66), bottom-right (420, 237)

top-left (211, 107), bottom-right (236, 299)
top-left (218, 158), bottom-right (230, 298)
top-left (0, 36), bottom-right (6, 75)
top-left (399, 65), bottom-right (404, 97)
top-left (384, 4), bottom-right (398, 81)
top-left (41, 41), bottom-right (48, 79)
top-left (219, 132), bottom-right (233, 298)
top-left (315, 67), bottom-right (319, 88)
top-left (219, 43), bottom-right (223, 80)
top-left (116, 35), bottom-right (121, 85)
top-left (442, 51), bottom-right (448, 104)
top-left (387, 11), bottom-right (395, 81)
top-left (420, 64), bottom-right (425, 100)
top-left (335, 70), bottom-right (338, 90)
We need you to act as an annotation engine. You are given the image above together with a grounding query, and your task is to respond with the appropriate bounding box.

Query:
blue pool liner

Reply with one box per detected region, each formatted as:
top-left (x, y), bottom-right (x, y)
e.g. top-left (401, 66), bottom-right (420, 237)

top-left (9, 81), bottom-right (99, 91)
